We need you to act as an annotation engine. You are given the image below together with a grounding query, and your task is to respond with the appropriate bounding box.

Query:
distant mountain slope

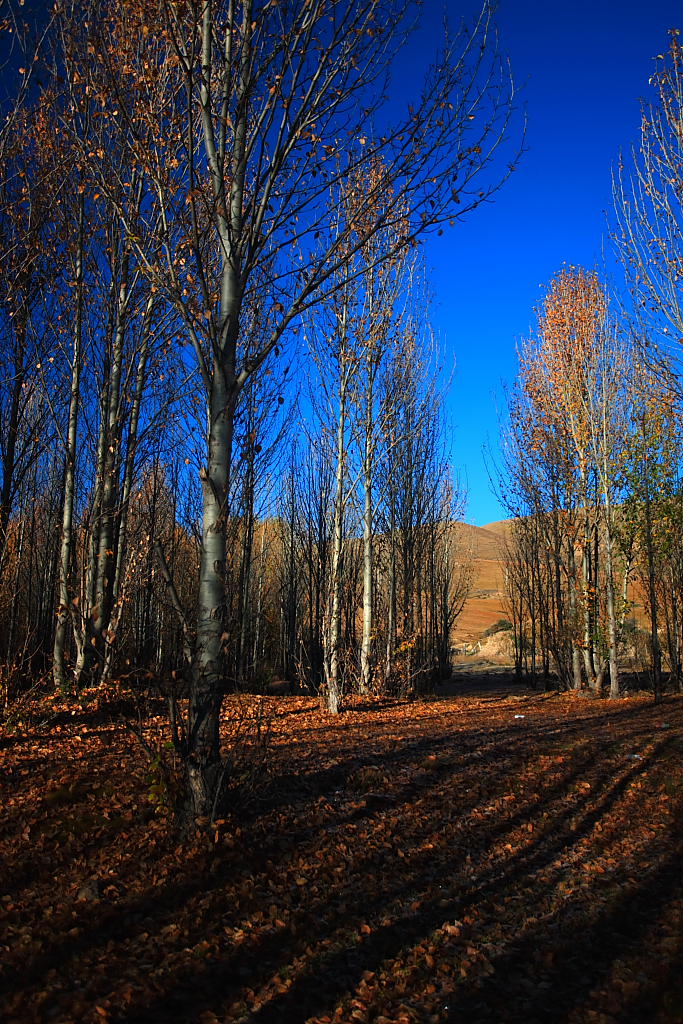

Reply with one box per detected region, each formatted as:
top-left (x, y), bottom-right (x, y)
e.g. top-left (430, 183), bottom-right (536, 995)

top-left (454, 519), bottom-right (512, 642)
top-left (480, 519), bottom-right (514, 541)
top-left (457, 521), bottom-right (508, 561)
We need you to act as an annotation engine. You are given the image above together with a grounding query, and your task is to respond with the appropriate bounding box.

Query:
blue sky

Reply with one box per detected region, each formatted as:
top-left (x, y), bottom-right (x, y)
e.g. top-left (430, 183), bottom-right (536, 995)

top-left (3, 0), bottom-right (680, 527)
top-left (410, 0), bottom-right (682, 525)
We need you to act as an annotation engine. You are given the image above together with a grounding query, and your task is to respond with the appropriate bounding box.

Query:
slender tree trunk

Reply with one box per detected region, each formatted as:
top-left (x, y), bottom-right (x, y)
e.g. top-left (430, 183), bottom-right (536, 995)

top-left (102, 295), bottom-right (153, 681)
top-left (73, 341), bottom-right (111, 687)
top-left (360, 435), bottom-right (374, 693)
top-left (604, 498), bottom-right (620, 699)
top-left (581, 508), bottom-right (598, 689)
top-left (567, 541), bottom-right (583, 690)
top-left (187, 357), bottom-right (236, 819)
top-left (92, 252), bottom-right (130, 675)
top-left (6, 511), bottom-right (26, 672)
top-left (53, 196), bottom-right (85, 691)
top-left (0, 314), bottom-right (27, 573)
top-left (237, 452), bottom-right (255, 685)
top-left (385, 486), bottom-right (397, 685)
top-left (325, 373), bottom-right (347, 715)
top-left (643, 472), bottom-right (662, 702)
top-left (252, 523), bottom-right (266, 676)
top-left (360, 303), bottom-right (378, 693)
top-left (182, 0), bottom-right (252, 820)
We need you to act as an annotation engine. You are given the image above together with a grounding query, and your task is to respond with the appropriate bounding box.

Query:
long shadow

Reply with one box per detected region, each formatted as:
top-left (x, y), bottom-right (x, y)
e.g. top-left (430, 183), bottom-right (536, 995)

top-left (112, 732), bottom-right (677, 1023)
top-left (442, 845), bottom-right (683, 1022)
top-left (121, 805), bottom-right (675, 1024)
top-left (3, 695), bottom-right (680, 1021)
top-left (3, 695), bottom-right (670, 906)
top-left (240, 766), bottom-right (681, 1024)
top-left (5, 735), bottom-right (504, 999)
top-left (279, 699), bottom-right (668, 792)
top-left (2, 713), bottom-right (551, 1001)
top-left (4, 693), bottom-right (670, 909)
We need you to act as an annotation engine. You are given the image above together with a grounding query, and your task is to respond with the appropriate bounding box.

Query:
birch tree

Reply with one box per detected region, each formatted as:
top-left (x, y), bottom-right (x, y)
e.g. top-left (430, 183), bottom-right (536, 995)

top-left (350, 163), bottom-right (409, 695)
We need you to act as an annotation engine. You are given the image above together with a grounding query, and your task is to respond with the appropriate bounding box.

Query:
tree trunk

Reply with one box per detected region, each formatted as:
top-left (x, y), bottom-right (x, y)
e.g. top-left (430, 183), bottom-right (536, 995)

top-left (324, 374), bottom-right (347, 715)
top-left (0, 314), bottom-right (27, 573)
top-left (643, 471), bottom-right (662, 703)
top-left (53, 196), bottom-right (85, 691)
top-left (237, 448), bottom-right (255, 686)
top-left (567, 542), bottom-right (583, 690)
top-left (604, 502), bottom-right (620, 699)
top-left (360, 439), bottom-right (374, 693)
top-left (187, 362), bottom-right (236, 820)
top-left (102, 294), bottom-right (153, 681)
top-left (385, 483), bottom-right (397, 686)
top-left (92, 252), bottom-right (130, 675)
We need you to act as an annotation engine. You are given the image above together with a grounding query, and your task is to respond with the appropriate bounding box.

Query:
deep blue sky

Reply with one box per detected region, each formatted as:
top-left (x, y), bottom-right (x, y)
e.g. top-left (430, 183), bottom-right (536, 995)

top-left (411, 0), bottom-right (682, 526)
top-left (4, 0), bottom-right (680, 526)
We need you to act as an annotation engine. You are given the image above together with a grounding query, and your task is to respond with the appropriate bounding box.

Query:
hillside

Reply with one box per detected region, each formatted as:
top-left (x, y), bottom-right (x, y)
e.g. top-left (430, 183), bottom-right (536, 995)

top-left (455, 520), bottom-right (512, 643)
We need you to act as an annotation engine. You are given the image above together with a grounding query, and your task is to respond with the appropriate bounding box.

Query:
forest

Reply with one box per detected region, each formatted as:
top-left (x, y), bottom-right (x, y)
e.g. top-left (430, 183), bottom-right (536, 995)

top-left (1, 2), bottom-right (682, 1023)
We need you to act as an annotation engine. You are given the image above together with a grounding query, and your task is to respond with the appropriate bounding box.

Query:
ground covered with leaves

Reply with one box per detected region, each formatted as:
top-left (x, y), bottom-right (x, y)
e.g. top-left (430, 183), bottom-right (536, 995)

top-left (2, 674), bottom-right (682, 1024)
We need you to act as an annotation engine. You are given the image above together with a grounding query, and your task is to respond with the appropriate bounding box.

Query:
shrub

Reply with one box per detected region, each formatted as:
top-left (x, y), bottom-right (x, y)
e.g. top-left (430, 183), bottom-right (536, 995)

top-left (483, 619), bottom-right (513, 638)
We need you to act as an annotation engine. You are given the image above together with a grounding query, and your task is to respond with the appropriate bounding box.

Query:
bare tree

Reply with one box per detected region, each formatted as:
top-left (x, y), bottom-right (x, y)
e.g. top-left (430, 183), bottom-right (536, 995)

top-left (0, 101), bottom-right (57, 572)
top-left (613, 30), bottom-right (683, 386)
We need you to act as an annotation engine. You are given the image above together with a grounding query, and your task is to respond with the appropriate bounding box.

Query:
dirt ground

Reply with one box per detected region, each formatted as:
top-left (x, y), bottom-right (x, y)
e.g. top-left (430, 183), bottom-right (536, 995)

top-left (440, 661), bottom-right (521, 698)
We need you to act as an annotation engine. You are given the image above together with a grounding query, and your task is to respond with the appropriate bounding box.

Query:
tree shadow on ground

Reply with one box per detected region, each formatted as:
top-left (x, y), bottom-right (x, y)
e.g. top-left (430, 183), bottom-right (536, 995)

top-left (2, 683), bottom-right (681, 1024)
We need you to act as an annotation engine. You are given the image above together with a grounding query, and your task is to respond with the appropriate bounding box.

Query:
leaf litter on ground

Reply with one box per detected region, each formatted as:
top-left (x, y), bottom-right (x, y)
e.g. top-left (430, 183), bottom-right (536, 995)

top-left (1, 675), bottom-right (682, 1024)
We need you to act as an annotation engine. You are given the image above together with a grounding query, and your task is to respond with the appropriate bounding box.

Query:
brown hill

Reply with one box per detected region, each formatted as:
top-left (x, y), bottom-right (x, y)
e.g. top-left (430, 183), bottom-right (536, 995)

top-left (480, 519), bottom-right (514, 541)
top-left (454, 519), bottom-right (512, 643)
top-left (457, 521), bottom-right (509, 560)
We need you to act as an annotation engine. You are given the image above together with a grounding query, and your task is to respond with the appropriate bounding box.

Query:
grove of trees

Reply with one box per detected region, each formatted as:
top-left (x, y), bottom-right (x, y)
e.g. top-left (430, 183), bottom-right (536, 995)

top-left (4, 16), bottom-right (683, 1024)
top-left (500, 34), bottom-right (683, 701)
top-left (0, 0), bottom-right (519, 820)
top-left (9, 5), bottom-right (682, 829)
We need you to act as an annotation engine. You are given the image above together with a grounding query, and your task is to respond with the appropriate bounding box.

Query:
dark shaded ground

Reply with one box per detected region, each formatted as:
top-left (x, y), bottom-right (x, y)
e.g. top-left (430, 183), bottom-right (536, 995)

top-left (1, 678), bottom-right (682, 1024)
top-left (440, 663), bottom-right (527, 698)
